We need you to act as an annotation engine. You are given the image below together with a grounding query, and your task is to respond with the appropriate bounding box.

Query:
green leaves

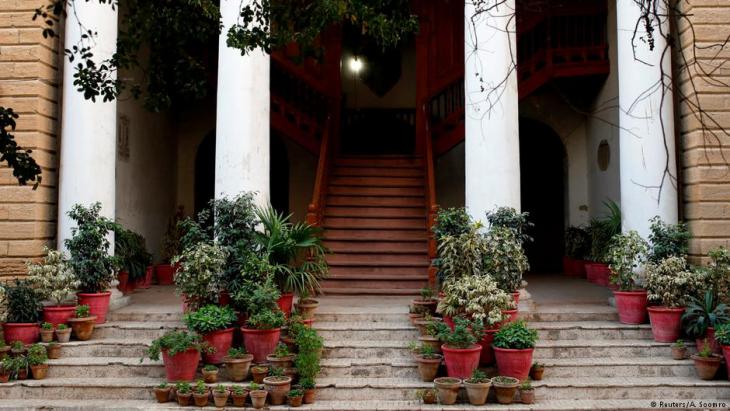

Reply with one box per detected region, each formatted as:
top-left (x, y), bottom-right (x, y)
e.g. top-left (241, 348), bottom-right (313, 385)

top-left (172, 242), bottom-right (228, 311)
top-left (606, 230), bottom-right (648, 291)
top-left (0, 107), bottom-right (42, 189)
top-left (493, 320), bottom-right (538, 350)
top-left (183, 304), bottom-right (237, 334)
top-left (648, 216), bottom-right (690, 263)
top-left (715, 323), bottom-right (730, 346)
top-left (26, 247), bottom-right (80, 306)
top-left (2, 280), bottom-right (42, 323)
top-left (144, 330), bottom-right (205, 361)
top-left (436, 317), bottom-right (482, 349)
top-left (65, 202), bottom-right (118, 293)
top-left (645, 256), bottom-right (704, 308)
top-left (681, 290), bottom-right (729, 338)
top-left (565, 226), bottom-right (591, 260)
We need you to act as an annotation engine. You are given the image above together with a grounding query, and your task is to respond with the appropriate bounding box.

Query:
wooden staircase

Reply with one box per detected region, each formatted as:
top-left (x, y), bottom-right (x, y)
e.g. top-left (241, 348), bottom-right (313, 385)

top-left (318, 155), bottom-right (431, 295)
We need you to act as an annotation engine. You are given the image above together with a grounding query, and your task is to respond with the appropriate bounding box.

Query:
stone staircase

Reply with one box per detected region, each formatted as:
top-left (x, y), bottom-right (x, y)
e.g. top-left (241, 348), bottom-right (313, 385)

top-left (1, 288), bottom-right (730, 409)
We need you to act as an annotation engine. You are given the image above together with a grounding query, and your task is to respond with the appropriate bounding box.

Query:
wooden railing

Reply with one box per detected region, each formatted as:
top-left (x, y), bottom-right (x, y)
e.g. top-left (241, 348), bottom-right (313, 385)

top-left (306, 116), bottom-right (332, 227)
top-left (422, 104), bottom-right (439, 287)
top-left (427, 76), bottom-right (465, 157)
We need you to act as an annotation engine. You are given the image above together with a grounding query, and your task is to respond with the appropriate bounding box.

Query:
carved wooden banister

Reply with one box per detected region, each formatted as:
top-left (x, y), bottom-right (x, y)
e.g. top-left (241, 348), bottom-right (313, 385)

top-left (422, 104), bottom-right (439, 287)
top-left (306, 116), bottom-right (332, 227)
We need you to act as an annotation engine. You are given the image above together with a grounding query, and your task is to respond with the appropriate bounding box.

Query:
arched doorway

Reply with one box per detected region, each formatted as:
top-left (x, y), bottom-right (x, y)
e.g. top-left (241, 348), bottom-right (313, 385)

top-left (194, 131), bottom-right (215, 216)
top-left (520, 119), bottom-right (566, 273)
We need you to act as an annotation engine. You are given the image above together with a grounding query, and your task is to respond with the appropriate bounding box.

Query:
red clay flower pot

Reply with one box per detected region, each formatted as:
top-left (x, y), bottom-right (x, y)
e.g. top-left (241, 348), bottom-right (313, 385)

top-left (42, 305), bottom-right (76, 327)
top-left (722, 345), bottom-right (730, 378)
top-left (2, 323), bottom-right (40, 344)
top-left (202, 328), bottom-right (235, 364)
top-left (585, 262), bottom-right (609, 284)
top-left (155, 264), bottom-right (175, 285)
top-left (696, 327), bottom-right (722, 355)
top-left (493, 346), bottom-right (534, 381)
top-left (77, 291), bottom-right (112, 324)
top-left (512, 291), bottom-right (520, 306)
top-left (499, 309), bottom-right (519, 328)
top-left (242, 327), bottom-right (282, 363)
top-left (443, 316), bottom-right (455, 330)
top-left (562, 256), bottom-right (573, 275)
top-left (161, 348), bottom-right (200, 382)
top-left (647, 306), bottom-right (684, 343)
top-left (219, 291), bottom-right (231, 306)
top-left (117, 271), bottom-right (130, 294)
top-left (277, 293), bottom-right (294, 318)
top-left (303, 318), bottom-right (314, 328)
top-left (613, 290), bottom-right (648, 324)
top-left (478, 329), bottom-right (498, 365)
top-left (441, 344), bottom-right (481, 379)
top-left (136, 266), bottom-right (154, 289)
top-left (574, 260), bottom-right (588, 277)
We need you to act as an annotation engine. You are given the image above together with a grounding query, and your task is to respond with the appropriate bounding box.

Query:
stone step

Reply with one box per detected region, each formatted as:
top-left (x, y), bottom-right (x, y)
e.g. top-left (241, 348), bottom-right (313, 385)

top-left (47, 357), bottom-right (165, 379)
top-left (93, 322), bottom-right (185, 340)
top-left (55, 339), bottom-right (151, 358)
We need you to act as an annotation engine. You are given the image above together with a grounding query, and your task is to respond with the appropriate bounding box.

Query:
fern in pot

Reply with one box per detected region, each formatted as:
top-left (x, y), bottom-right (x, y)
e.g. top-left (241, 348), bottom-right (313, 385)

top-left (26, 247), bottom-right (80, 327)
top-left (607, 230), bottom-right (649, 324)
top-left (492, 319), bottom-right (538, 381)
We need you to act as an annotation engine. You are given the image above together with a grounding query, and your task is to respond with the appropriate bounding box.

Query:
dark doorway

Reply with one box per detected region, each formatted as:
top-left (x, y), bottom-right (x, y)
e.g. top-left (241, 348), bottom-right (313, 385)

top-left (520, 119), bottom-right (566, 273)
top-left (270, 133), bottom-right (290, 215)
top-left (194, 131), bottom-right (216, 216)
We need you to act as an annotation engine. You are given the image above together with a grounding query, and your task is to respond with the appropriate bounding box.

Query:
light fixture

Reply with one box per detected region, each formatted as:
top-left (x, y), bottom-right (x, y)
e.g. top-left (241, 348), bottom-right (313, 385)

top-left (348, 56), bottom-right (364, 74)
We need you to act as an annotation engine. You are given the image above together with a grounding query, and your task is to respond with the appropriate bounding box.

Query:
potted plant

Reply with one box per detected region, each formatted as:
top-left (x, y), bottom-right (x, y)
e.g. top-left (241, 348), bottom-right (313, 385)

top-left (647, 216), bottom-right (690, 264)
top-left (294, 325), bottom-right (323, 401)
top-left (418, 319), bottom-right (442, 354)
top-left (158, 207), bottom-right (184, 285)
top-left (251, 365), bottom-right (269, 384)
top-left (607, 231), bottom-right (650, 324)
top-left (682, 290), bottom-right (728, 355)
top-left (493, 375), bottom-right (520, 404)
top-left (412, 287), bottom-right (438, 315)
top-left (46, 342), bottom-right (61, 359)
top-left (174, 381), bottom-right (192, 406)
top-left (26, 247), bottom-right (80, 327)
top-left (65, 203), bottom-right (118, 324)
top-left (520, 379), bottom-right (535, 404)
top-left (493, 319), bottom-right (538, 381)
top-left (483, 226), bottom-right (529, 296)
top-left (671, 339), bottom-right (687, 360)
top-left (114, 226), bottom-right (152, 293)
top-left (287, 388), bottom-right (304, 407)
top-left (212, 384), bottom-right (229, 407)
top-left (585, 201), bottom-right (621, 285)
top-left (564, 226), bottom-right (591, 276)
top-left (142, 330), bottom-right (208, 382)
top-left (415, 388), bottom-right (438, 404)
top-left (265, 342), bottom-right (294, 369)
top-left (0, 340), bottom-right (9, 359)
top-left (301, 377), bottom-right (317, 404)
top-left (263, 368), bottom-right (293, 405)
top-left (436, 317), bottom-right (483, 379)
top-left (433, 377), bottom-right (461, 405)
top-left (223, 347), bottom-right (254, 382)
top-left (67, 305), bottom-right (96, 341)
top-left (691, 339), bottom-right (723, 380)
top-left (248, 382), bottom-right (268, 409)
top-left (10, 340), bottom-right (26, 357)
top-left (294, 293), bottom-right (320, 320)
top-left (463, 369), bottom-right (491, 405)
top-left (184, 304), bottom-right (236, 364)
top-left (0, 360), bottom-right (10, 383)
top-left (40, 322), bottom-right (54, 343)
top-left (1, 280), bottom-right (42, 344)
top-left (714, 323), bottom-right (730, 381)
top-left (530, 362), bottom-right (545, 380)
top-left (27, 343), bottom-right (48, 379)
top-left (55, 324), bottom-right (71, 343)
top-left (409, 305), bottom-right (424, 324)
top-left (409, 342), bottom-right (442, 382)
top-left (153, 382), bottom-right (171, 403)
top-left (645, 256), bottom-right (704, 342)
top-left (173, 242), bottom-right (228, 311)
top-left (241, 278), bottom-right (287, 362)
top-left (202, 364), bottom-right (218, 383)
top-left (230, 384), bottom-right (248, 406)
top-left (192, 379), bottom-right (210, 406)
top-left (2, 356), bottom-right (26, 381)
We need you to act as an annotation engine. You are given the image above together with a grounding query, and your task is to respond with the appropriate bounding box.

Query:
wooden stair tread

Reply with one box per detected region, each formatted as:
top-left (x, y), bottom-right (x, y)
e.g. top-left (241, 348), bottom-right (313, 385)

top-left (327, 254), bottom-right (429, 266)
top-left (332, 167), bottom-right (424, 177)
top-left (323, 241), bottom-right (428, 254)
top-left (327, 186), bottom-right (425, 197)
top-left (329, 176), bottom-right (425, 187)
top-left (323, 217), bottom-right (426, 230)
top-left (321, 287), bottom-right (422, 295)
top-left (326, 196), bottom-right (424, 207)
top-left (324, 207), bottom-right (426, 218)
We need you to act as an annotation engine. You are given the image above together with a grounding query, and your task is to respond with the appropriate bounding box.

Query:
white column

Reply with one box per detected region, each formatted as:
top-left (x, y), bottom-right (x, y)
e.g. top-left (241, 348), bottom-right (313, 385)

top-left (57, 1), bottom-right (117, 250)
top-left (616, 0), bottom-right (678, 238)
top-left (464, 0), bottom-right (521, 222)
top-left (215, 0), bottom-right (270, 206)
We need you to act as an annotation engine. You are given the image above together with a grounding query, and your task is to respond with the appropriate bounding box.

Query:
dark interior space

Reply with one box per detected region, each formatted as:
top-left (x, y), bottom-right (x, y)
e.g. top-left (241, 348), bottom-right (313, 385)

top-left (194, 131), bottom-right (216, 216)
top-left (270, 133), bottom-right (290, 215)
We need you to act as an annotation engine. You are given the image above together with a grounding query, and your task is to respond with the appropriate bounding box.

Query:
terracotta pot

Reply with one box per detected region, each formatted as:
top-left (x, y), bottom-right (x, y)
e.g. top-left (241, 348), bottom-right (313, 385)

top-left (585, 262), bottom-right (610, 286)
top-left (277, 292), bottom-right (294, 318)
top-left (411, 298), bottom-right (438, 315)
top-left (416, 354), bottom-right (442, 382)
top-left (40, 329), bottom-right (54, 343)
top-left (76, 292), bottom-right (111, 324)
top-left (161, 348), bottom-right (200, 382)
top-left (224, 354), bottom-right (253, 382)
top-left (202, 368), bottom-right (218, 383)
top-left (433, 377), bottom-right (461, 405)
top-left (47, 343), bottom-right (61, 359)
top-left (30, 364), bottom-right (48, 380)
top-left (193, 391), bottom-right (209, 407)
top-left (42, 305), bottom-right (76, 327)
top-left (288, 394), bottom-right (304, 407)
top-left (294, 299), bottom-right (319, 319)
top-left (303, 388), bottom-right (317, 404)
top-left (263, 375), bottom-right (292, 405)
top-left (464, 380), bottom-right (491, 405)
top-left (3, 323), bottom-right (40, 345)
top-left (154, 387), bottom-right (171, 403)
top-left (241, 327), bottom-right (281, 362)
top-left (303, 318), bottom-right (315, 328)
top-left (696, 327), bottom-right (722, 355)
top-left (671, 345), bottom-right (687, 360)
top-left (117, 271), bottom-right (130, 294)
top-left (478, 329), bottom-right (497, 365)
top-left (493, 377), bottom-right (519, 404)
top-left (155, 264), bottom-right (176, 285)
top-left (68, 316), bottom-right (97, 341)
top-left (231, 391), bottom-right (248, 407)
top-left (250, 390), bottom-right (268, 409)
top-left (562, 256), bottom-right (574, 276)
top-left (409, 313), bottom-right (424, 325)
top-left (421, 389), bottom-right (437, 404)
top-left (267, 353), bottom-right (295, 369)
top-left (251, 367), bottom-right (269, 384)
top-left (17, 367), bottom-right (28, 380)
top-left (691, 354), bottom-right (722, 380)
top-left (647, 306), bottom-right (684, 343)
top-left (176, 392), bottom-right (192, 406)
top-left (0, 372), bottom-right (9, 383)
top-left (521, 388), bottom-right (535, 404)
top-left (722, 345), bottom-right (730, 378)
top-left (55, 328), bottom-right (71, 343)
top-left (441, 344), bottom-right (481, 379)
top-left (418, 335), bottom-right (441, 354)
top-left (499, 309), bottom-right (519, 327)
top-left (493, 347), bottom-right (534, 381)
top-left (530, 365), bottom-right (544, 380)
top-left (0, 346), bottom-right (10, 359)
top-left (613, 290), bottom-right (648, 324)
top-left (202, 328), bottom-right (234, 364)
top-left (213, 390), bottom-right (230, 407)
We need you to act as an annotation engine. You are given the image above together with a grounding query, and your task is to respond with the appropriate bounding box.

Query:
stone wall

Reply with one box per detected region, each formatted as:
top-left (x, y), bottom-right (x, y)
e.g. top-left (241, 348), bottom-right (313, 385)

top-left (0, 1), bottom-right (61, 279)
top-left (676, 0), bottom-right (730, 263)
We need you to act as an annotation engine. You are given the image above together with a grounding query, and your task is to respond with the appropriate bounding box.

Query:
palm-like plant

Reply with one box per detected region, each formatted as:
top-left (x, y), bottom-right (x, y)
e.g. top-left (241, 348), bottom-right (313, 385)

top-left (682, 290), bottom-right (730, 338)
top-left (255, 206), bottom-right (328, 295)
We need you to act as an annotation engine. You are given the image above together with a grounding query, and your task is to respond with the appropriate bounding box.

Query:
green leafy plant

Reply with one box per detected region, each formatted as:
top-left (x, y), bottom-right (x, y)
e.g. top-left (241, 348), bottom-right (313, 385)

top-left (203, 364), bottom-right (218, 372)
top-left (408, 342), bottom-right (438, 359)
top-left (175, 382), bottom-right (192, 394)
top-left (193, 379), bottom-right (208, 394)
top-left (246, 308), bottom-right (286, 330)
top-left (26, 344), bottom-right (47, 366)
top-left (2, 280), bottom-right (42, 323)
top-left (269, 366), bottom-right (285, 377)
top-left (672, 339), bottom-right (685, 349)
top-left (607, 230), bottom-right (649, 291)
top-left (160, 206), bottom-right (185, 263)
top-left (705, 247), bottom-right (730, 304)
top-left (249, 382), bottom-right (263, 391)
top-left (75, 305), bottom-right (90, 318)
top-left (682, 290), bottom-right (730, 338)
top-left (214, 384), bottom-right (227, 394)
top-left (520, 379), bottom-right (533, 390)
top-left (230, 385), bottom-right (245, 395)
top-left (26, 247), bottom-right (80, 306)
top-left (565, 226), bottom-right (591, 259)
top-left (183, 304), bottom-right (237, 334)
top-left (229, 257), bottom-right (278, 314)
top-left (114, 225), bottom-right (152, 281)
top-left (65, 202), bottom-right (119, 293)
top-left (648, 216), bottom-right (690, 263)
top-left (485, 206), bottom-right (534, 244)
top-left (697, 339), bottom-right (713, 358)
top-left (466, 369), bottom-right (490, 384)
top-left (57, 324), bottom-right (67, 331)
top-left (273, 342), bottom-right (291, 358)
top-left (437, 274), bottom-right (513, 326)
top-left (493, 320), bottom-right (538, 350)
top-left (288, 388), bottom-right (303, 398)
top-left (295, 326), bottom-right (323, 381)
top-left (645, 257), bottom-right (705, 308)
top-left (492, 376), bottom-right (518, 385)
top-left (41, 322), bottom-right (52, 331)
top-left (172, 242), bottom-right (228, 311)
top-left (142, 330), bottom-right (207, 362)
top-left (419, 287), bottom-right (435, 301)
top-left (433, 207), bottom-right (472, 240)
top-left (1, 356), bottom-right (26, 379)
top-left (436, 222), bottom-right (487, 282)
top-left (436, 317), bottom-right (482, 349)
top-left (483, 226), bottom-right (529, 292)
top-left (10, 341), bottom-right (24, 351)
top-left (589, 200), bottom-right (621, 263)
top-left (156, 382), bottom-right (168, 389)
top-left (227, 347), bottom-right (248, 359)
top-left (714, 323), bottom-right (730, 345)
top-left (300, 377), bottom-right (316, 390)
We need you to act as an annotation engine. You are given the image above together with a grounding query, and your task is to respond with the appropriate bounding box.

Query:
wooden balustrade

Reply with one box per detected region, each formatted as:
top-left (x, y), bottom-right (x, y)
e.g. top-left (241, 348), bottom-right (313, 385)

top-left (306, 116), bottom-right (332, 227)
top-left (421, 104), bottom-right (439, 288)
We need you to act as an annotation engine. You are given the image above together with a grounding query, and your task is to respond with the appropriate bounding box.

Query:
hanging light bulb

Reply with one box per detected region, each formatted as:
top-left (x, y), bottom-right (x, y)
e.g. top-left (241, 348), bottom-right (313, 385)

top-left (348, 56), bottom-right (364, 73)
